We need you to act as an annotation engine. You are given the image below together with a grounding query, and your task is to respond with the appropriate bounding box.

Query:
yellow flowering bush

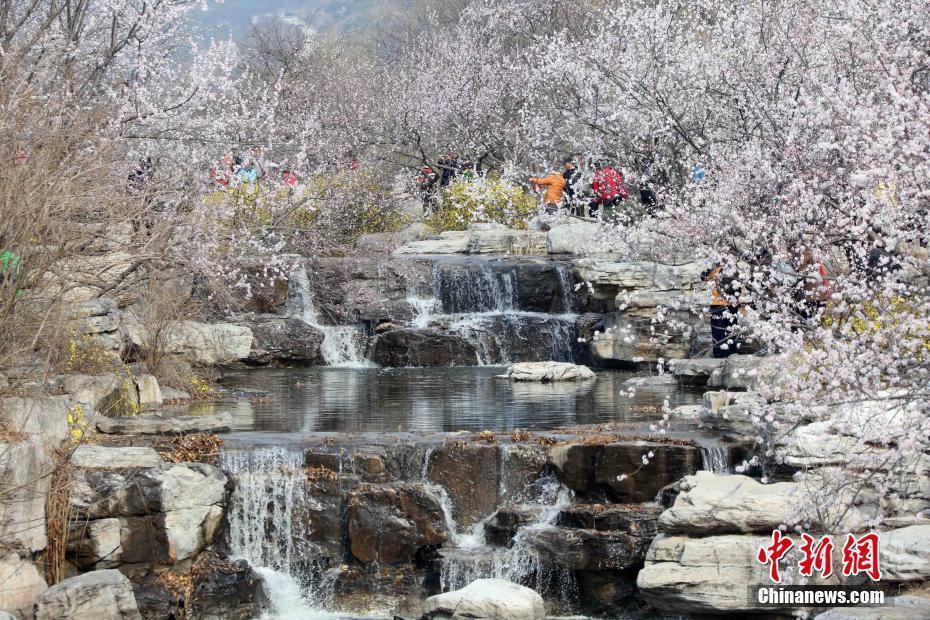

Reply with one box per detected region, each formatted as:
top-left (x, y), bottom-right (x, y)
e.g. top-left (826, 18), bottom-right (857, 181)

top-left (428, 176), bottom-right (538, 231)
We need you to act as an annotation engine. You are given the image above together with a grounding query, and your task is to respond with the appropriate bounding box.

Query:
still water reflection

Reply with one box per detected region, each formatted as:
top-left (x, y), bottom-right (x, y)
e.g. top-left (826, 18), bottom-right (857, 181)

top-left (189, 367), bottom-right (702, 435)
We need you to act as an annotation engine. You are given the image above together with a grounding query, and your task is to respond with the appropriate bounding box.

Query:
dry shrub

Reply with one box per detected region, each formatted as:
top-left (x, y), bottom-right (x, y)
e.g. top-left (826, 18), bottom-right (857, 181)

top-left (44, 449), bottom-right (74, 585)
top-left (305, 466), bottom-right (338, 483)
top-left (156, 433), bottom-right (224, 465)
top-left (131, 278), bottom-right (199, 387)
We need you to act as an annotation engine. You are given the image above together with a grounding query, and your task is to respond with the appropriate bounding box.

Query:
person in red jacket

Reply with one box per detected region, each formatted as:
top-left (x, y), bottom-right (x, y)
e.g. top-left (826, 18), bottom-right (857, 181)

top-left (590, 161), bottom-right (629, 217)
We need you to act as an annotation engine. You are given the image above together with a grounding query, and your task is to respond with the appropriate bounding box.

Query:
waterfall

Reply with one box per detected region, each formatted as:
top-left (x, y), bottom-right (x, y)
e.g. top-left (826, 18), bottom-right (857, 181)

top-left (437, 473), bottom-right (576, 601)
top-left (287, 262), bottom-right (373, 367)
top-left (406, 259), bottom-right (578, 366)
top-left (220, 448), bottom-right (334, 617)
top-left (700, 445), bottom-right (733, 474)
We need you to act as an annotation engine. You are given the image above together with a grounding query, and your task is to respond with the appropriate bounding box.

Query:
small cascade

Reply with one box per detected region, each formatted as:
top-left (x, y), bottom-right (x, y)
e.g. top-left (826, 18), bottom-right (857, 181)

top-left (433, 261), bottom-right (517, 314)
top-left (553, 263), bottom-right (576, 314)
top-left (437, 474), bottom-right (576, 601)
top-left (700, 445), bottom-right (733, 474)
top-left (287, 262), bottom-right (373, 367)
top-left (221, 448), bottom-right (333, 615)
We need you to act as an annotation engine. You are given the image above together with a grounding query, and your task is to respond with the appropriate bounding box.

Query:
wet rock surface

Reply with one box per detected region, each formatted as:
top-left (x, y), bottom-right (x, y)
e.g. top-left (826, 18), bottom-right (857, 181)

top-left (347, 483), bottom-right (449, 564)
top-left (369, 328), bottom-right (479, 367)
top-left (245, 315), bottom-right (324, 365)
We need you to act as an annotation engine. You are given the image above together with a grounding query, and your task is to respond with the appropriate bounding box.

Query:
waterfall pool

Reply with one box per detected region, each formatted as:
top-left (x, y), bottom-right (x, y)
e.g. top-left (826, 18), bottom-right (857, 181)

top-left (186, 366), bottom-right (703, 437)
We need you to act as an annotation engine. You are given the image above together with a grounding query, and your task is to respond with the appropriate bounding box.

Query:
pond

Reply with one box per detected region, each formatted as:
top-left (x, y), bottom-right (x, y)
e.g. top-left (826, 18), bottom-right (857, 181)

top-left (188, 366), bottom-right (703, 436)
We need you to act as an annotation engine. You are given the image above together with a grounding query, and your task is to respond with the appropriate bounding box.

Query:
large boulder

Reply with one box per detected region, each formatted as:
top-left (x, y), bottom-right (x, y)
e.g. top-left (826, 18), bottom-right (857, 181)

top-left (573, 260), bottom-right (703, 301)
top-left (505, 361), bottom-right (594, 382)
top-left (0, 554), bottom-right (47, 618)
top-left (0, 396), bottom-right (72, 447)
top-left (245, 316), bottom-right (324, 365)
top-left (636, 534), bottom-right (772, 615)
top-left (548, 441), bottom-right (702, 502)
top-left (547, 219), bottom-right (612, 255)
top-left (68, 463), bottom-right (228, 567)
top-left (346, 483), bottom-right (448, 564)
top-left (658, 471), bottom-right (800, 535)
top-left (426, 443), bottom-right (500, 527)
top-left (0, 437), bottom-right (53, 553)
top-left (124, 319), bottom-right (252, 366)
top-left (61, 373), bottom-right (140, 418)
top-left (369, 328), bottom-right (479, 367)
top-left (879, 525), bottom-right (930, 582)
top-left (34, 569), bottom-right (141, 620)
top-left (422, 578), bottom-right (545, 620)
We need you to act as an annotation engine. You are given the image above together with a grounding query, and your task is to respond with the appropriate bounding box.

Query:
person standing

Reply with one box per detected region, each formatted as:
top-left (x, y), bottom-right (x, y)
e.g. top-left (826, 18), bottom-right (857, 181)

top-left (530, 164), bottom-right (567, 214)
top-left (561, 157), bottom-right (582, 215)
top-left (590, 161), bottom-right (628, 217)
top-left (438, 153), bottom-right (460, 187)
top-left (702, 263), bottom-right (741, 358)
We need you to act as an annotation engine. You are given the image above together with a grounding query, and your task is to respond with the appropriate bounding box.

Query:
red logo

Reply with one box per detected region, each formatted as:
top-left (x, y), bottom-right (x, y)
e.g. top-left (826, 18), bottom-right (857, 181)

top-left (757, 532), bottom-right (881, 582)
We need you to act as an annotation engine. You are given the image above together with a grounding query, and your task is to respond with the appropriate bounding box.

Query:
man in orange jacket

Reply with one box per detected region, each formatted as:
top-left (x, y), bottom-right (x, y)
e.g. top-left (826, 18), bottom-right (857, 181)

top-left (530, 165), bottom-right (567, 213)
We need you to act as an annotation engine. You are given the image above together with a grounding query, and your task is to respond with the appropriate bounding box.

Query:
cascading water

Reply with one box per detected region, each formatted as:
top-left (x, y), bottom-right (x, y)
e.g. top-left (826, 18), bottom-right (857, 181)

top-left (288, 262), bottom-right (373, 367)
top-left (436, 473), bottom-right (576, 603)
top-left (409, 259), bottom-right (578, 366)
top-left (220, 448), bottom-right (334, 618)
top-left (700, 445), bottom-right (733, 474)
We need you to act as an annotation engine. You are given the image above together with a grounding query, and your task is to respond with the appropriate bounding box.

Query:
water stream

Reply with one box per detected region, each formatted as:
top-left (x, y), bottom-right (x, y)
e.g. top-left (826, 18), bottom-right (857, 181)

top-left (287, 263), bottom-right (374, 368)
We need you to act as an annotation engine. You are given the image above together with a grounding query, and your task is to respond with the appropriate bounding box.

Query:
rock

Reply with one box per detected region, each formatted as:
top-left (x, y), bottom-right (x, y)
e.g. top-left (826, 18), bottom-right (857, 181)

top-left (426, 443), bottom-right (500, 527)
top-left (237, 263), bottom-right (290, 313)
top-left (394, 229), bottom-right (548, 256)
top-left (188, 558), bottom-right (270, 620)
top-left (484, 506), bottom-right (542, 547)
top-left (69, 298), bottom-right (121, 352)
top-left (34, 569), bottom-right (141, 620)
top-left (62, 373), bottom-right (140, 418)
top-left (0, 437), bottom-right (53, 553)
top-left (524, 525), bottom-right (654, 571)
top-left (657, 471), bottom-right (800, 535)
top-left (357, 223), bottom-right (436, 253)
top-left (588, 310), bottom-right (697, 364)
top-left (394, 231), bottom-right (470, 255)
top-left (636, 534), bottom-right (772, 615)
top-left (68, 463), bottom-right (228, 567)
top-left (124, 319), bottom-right (252, 366)
top-left (68, 518), bottom-right (123, 569)
top-left (135, 374), bottom-right (162, 409)
top-left (465, 228), bottom-right (548, 255)
top-left (71, 446), bottom-right (163, 470)
top-left (879, 525), bottom-right (930, 582)
top-left (557, 503), bottom-right (664, 532)
top-left (369, 328), bottom-right (479, 367)
top-left (548, 441), bottom-right (702, 503)
top-left (245, 316), bottom-right (324, 365)
top-left (668, 357), bottom-right (725, 384)
top-left (706, 354), bottom-right (787, 390)
top-left (0, 396), bottom-right (72, 446)
top-left (775, 421), bottom-right (861, 468)
top-left (815, 595), bottom-right (930, 619)
top-left (574, 260), bottom-right (703, 301)
top-left (505, 361), bottom-right (595, 382)
top-left (347, 483), bottom-right (448, 564)
top-left (421, 578), bottom-right (545, 620)
top-left (95, 412), bottom-right (232, 435)
top-left (667, 405), bottom-right (702, 420)
top-left (160, 387), bottom-right (190, 402)
top-left (700, 390), bottom-right (768, 442)
top-left (0, 554), bottom-right (47, 618)
top-left (547, 219), bottom-right (615, 255)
